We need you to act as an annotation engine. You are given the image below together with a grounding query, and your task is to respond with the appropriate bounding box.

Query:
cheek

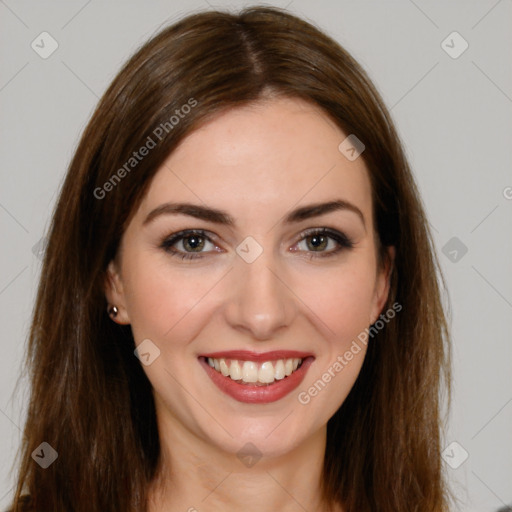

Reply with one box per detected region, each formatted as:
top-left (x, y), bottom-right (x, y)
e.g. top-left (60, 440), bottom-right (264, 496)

top-left (122, 245), bottom-right (378, 349)
top-left (121, 253), bottom-right (213, 343)
top-left (293, 259), bottom-right (377, 340)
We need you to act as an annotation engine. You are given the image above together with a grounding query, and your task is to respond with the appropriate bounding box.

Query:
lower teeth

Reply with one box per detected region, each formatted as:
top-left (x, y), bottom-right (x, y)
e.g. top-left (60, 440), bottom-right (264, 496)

top-left (232, 378), bottom-right (282, 386)
top-left (238, 382), bottom-right (269, 386)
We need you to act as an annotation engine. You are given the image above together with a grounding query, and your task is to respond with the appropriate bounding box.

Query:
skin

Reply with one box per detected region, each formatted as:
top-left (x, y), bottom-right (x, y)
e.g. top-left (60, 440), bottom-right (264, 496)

top-left (105, 96), bottom-right (394, 512)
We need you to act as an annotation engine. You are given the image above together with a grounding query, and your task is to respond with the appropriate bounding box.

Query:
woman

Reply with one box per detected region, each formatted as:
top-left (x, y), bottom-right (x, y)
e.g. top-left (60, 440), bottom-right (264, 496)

top-left (9, 6), bottom-right (452, 512)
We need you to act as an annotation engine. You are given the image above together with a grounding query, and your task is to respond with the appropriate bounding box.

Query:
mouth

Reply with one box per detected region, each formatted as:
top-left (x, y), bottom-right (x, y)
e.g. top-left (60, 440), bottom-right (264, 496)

top-left (198, 350), bottom-right (315, 404)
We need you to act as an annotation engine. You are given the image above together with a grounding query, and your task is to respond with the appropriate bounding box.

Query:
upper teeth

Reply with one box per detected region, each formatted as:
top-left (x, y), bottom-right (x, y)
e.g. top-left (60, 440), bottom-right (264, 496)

top-left (207, 357), bottom-right (302, 384)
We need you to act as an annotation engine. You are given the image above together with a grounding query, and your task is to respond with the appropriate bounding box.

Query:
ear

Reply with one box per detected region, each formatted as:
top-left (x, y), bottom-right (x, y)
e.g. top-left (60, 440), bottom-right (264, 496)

top-left (104, 260), bottom-right (131, 325)
top-left (369, 245), bottom-right (395, 325)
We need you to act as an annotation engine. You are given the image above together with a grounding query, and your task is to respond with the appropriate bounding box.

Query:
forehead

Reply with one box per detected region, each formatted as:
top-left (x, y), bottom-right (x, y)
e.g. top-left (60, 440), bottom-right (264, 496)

top-left (139, 97), bottom-right (373, 227)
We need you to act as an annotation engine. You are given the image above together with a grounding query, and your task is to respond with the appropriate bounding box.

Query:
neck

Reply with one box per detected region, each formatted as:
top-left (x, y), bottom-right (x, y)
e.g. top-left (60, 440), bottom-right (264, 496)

top-left (146, 415), bottom-right (343, 512)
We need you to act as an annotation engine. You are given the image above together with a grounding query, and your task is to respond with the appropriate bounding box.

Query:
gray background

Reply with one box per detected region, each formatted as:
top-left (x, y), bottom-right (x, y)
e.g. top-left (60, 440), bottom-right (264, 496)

top-left (0, 1), bottom-right (511, 510)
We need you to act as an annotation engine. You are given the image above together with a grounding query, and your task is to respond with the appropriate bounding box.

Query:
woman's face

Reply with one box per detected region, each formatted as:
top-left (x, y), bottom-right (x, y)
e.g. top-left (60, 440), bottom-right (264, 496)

top-left (106, 96), bottom-right (393, 459)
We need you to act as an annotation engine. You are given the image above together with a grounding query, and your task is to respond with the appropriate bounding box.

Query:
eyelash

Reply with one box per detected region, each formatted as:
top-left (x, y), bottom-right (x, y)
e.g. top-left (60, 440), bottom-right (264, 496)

top-left (159, 228), bottom-right (354, 261)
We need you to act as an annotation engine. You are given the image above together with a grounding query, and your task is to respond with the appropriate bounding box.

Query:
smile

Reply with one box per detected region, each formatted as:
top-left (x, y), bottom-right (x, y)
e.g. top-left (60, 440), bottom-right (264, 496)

top-left (199, 350), bottom-right (314, 404)
top-left (207, 356), bottom-right (303, 385)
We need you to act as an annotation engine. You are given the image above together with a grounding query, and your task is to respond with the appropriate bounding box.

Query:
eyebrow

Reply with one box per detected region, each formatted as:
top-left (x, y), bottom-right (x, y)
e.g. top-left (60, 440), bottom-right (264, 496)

top-left (143, 199), bottom-right (366, 230)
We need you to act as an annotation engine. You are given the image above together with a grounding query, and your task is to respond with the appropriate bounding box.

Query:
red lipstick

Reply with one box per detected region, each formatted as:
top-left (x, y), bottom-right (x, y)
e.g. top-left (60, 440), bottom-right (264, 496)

top-left (198, 351), bottom-right (314, 404)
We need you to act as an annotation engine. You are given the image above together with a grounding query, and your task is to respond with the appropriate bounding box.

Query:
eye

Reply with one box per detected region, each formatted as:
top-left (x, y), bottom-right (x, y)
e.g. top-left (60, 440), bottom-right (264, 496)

top-left (292, 228), bottom-right (354, 258)
top-left (160, 227), bottom-right (354, 262)
top-left (160, 229), bottom-right (220, 260)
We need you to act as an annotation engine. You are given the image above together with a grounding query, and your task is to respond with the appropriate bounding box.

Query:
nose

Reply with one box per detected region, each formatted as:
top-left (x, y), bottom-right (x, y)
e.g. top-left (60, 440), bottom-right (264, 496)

top-left (223, 249), bottom-right (297, 341)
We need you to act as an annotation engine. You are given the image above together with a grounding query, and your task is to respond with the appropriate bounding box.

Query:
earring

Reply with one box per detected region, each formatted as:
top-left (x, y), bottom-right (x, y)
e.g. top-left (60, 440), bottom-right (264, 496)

top-left (108, 305), bottom-right (118, 318)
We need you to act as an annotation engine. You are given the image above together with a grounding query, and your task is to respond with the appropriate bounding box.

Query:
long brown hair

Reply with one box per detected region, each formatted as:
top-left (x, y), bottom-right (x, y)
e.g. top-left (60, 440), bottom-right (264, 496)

top-left (9, 6), bottom-right (452, 511)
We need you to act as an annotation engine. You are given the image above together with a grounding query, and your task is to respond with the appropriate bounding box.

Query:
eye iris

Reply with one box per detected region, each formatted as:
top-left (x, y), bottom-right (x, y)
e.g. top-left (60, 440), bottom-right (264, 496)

top-left (307, 234), bottom-right (327, 251)
top-left (184, 235), bottom-right (205, 252)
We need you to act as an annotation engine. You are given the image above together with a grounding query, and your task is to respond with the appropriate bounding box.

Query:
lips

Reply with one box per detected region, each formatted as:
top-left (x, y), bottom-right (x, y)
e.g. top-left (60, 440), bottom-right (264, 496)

top-left (199, 350), bottom-right (315, 404)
